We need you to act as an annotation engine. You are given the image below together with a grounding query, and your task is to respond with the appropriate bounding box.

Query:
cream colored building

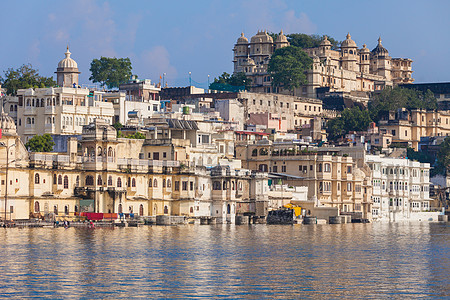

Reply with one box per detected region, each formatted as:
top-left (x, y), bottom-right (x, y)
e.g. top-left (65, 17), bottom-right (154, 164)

top-left (0, 116), bottom-right (268, 223)
top-left (15, 47), bottom-right (114, 143)
top-left (233, 31), bottom-right (414, 99)
top-left (235, 140), bottom-right (373, 219)
top-left (378, 109), bottom-right (450, 150)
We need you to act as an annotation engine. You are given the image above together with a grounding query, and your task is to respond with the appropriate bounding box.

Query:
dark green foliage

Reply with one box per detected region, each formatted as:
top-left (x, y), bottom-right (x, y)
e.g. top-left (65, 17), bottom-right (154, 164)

top-left (89, 57), bottom-right (132, 89)
top-left (268, 46), bottom-right (313, 91)
top-left (326, 107), bottom-right (372, 140)
top-left (287, 34), bottom-right (340, 50)
top-left (25, 134), bottom-right (55, 152)
top-left (113, 122), bottom-right (123, 131)
top-left (209, 72), bottom-right (252, 91)
top-left (0, 64), bottom-right (56, 95)
top-left (435, 137), bottom-right (450, 175)
top-left (369, 87), bottom-right (437, 122)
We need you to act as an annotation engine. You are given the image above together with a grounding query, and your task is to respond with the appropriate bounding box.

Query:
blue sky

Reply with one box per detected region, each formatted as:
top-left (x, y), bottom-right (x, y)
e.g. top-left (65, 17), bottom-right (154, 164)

top-left (1, 0), bottom-right (449, 88)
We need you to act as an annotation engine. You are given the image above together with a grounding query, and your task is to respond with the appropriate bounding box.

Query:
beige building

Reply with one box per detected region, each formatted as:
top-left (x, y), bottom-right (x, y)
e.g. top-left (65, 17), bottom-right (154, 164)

top-left (235, 140), bottom-right (372, 219)
top-left (378, 109), bottom-right (450, 150)
top-left (0, 116), bottom-right (268, 223)
top-left (233, 31), bottom-right (414, 99)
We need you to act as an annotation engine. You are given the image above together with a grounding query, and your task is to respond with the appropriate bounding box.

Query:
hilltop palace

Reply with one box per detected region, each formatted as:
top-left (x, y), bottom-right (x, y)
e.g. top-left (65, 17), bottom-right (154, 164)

top-left (233, 31), bottom-right (414, 98)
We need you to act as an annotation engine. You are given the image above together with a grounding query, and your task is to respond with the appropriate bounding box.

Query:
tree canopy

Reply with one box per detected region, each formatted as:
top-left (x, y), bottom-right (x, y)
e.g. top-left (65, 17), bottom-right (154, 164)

top-left (89, 57), bottom-right (132, 89)
top-left (326, 106), bottom-right (373, 141)
top-left (435, 137), bottom-right (450, 176)
top-left (0, 64), bottom-right (56, 95)
top-left (25, 134), bottom-right (55, 152)
top-left (268, 46), bottom-right (313, 91)
top-left (287, 33), bottom-right (340, 50)
top-left (209, 72), bottom-right (252, 92)
top-left (369, 87), bottom-right (437, 122)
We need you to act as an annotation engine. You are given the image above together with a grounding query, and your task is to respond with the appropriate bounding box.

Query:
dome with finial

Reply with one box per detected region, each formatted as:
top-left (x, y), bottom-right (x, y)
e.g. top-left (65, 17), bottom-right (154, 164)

top-left (58, 46), bottom-right (78, 69)
top-left (371, 37), bottom-right (389, 56)
top-left (320, 35), bottom-right (332, 46)
top-left (237, 32), bottom-right (248, 44)
top-left (360, 44), bottom-right (370, 53)
top-left (0, 110), bottom-right (17, 136)
top-left (276, 29), bottom-right (288, 43)
top-left (250, 30), bottom-right (273, 44)
top-left (341, 32), bottom-right (357, 48)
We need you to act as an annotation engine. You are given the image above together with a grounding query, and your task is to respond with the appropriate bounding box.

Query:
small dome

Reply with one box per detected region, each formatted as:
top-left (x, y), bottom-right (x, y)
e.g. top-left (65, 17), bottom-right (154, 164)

top-left (58, 46), bottom-right (78, 69)
top-left (360, 44), bottom-right (370, 53)
top-left (0, 111), bottom-right (17, 136)
top-left (312, 54), bottom-right (320, 63)
top-left (237, 32), bottom-right (248, 44)
top-left (341, 33), bottom-right (357, 48)
top-left (250, 30), bottom-right (273, 44)
top-left (320, 35), bottom-right (332, 46)
top-left (276, 29), bottom-right (288, 43)
top-left (371, 37), bottom-right (389, 56)
top-left (242, 56), bottom-right (256, 66)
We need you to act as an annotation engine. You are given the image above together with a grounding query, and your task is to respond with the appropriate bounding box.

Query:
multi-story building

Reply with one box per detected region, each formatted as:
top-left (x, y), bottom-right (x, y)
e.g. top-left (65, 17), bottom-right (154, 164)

top-left (15, 47), bottom-right (114, 143)
top-left (366, 155), bottom-right (433, 221)
top-left (378, 109), bottom-right (450, 150)
top-left (235, 139), bottom-right (372, 219)
top-left (0, 116), bottom-right (268, 223)
top-left (232, 32), bottom-right (414, 99)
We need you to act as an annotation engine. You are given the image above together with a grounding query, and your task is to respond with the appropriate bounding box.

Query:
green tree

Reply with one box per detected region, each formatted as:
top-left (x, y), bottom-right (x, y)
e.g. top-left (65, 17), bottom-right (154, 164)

top-left (89, 57), bottom-right (132, 89)
top-left (268, 46), bottom-right (313, 91)
top-left (25, 134), bottom-right (55, 152)
top-left (435, 137), bottom-right (450, 176)
top-left (123, 132), bottom-right (146, 139)
top-left (209, 72), bottom-right (252, 91)
top-left (0, 64), bottom-right (56, 95)
top-left (327, 106), bottom-right (372, 140)
top-left (287, 34), bottom-right (340, 50)
top-left (113, 122), bottom-right (123, 131)
top-left (369, 87), bottom-right (437, 122)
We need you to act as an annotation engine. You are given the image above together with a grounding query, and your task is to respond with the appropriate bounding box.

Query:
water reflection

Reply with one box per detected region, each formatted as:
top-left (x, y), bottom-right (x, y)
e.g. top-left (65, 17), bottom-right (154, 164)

top-left (0, 223), bottom-right (448, 299)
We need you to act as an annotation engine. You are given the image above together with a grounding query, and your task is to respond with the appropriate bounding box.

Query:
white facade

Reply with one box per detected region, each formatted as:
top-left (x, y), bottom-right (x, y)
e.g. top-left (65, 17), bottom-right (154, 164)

top-left (366, 155), bottom-right (433, 221)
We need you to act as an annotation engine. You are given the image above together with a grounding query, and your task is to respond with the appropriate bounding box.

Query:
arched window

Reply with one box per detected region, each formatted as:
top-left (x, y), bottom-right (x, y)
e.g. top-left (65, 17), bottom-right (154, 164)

top-left (232, 181), bottom-right (235, 190)
top-left (252, 149), bottom-right (258, 156)
top-left (163, 179), bottom-right (166, 188)
top-left (58, 175), bottom-right (62, 185)
top-left (34, 201), bottom-right (40, 213)
top-left (64, 175), bottom-right (69, 189)
top-left (118, 204), bottom-right (123, 214)
top-left (9, 105), bottom-right (13, 112)
top-left (85, 175), bottom-right (94, 186)
top-left (64, 205), bottom-right (69, 215)
top-left (54, 205), bottom-right (58, 215)
top-left (132, 178), bottom-right (136, 187)
top-left (108, 147), bottom-right (113, 157)
top-left (223, 181), bottom-right (227, 190)
top-left (139, 204), bottom-right (144, 216)
top-left (53, 174), bottom-right (57, 184)
top-left (97, 147), bottom-right (102, 156)
top-left (213, 181), bottom-right (221, 190)
top-left (97, 175), bottom-right (102, 186)
top-left (164, 206), bottom-right (168, 214)
top-left (148, 178), bottom-right (152, 187)
top-left (76, 175), bottom-right (80, 187)
top-left (227, 204), bottom-right (231, 214)
top-left (318, 164), bottom-right (322, 172)
top-left (167, 179), bottom-right (172, 188)
top-left (117, 177), bottom-right (122, 187)
top-left (108, 176), bottom-right (113, 186)
top-left (26, 117), bottom-right (31, 124)
top-left (35, 173), bottom-right (40, 184)
top-left (153, 179), bottom-right (158, 187)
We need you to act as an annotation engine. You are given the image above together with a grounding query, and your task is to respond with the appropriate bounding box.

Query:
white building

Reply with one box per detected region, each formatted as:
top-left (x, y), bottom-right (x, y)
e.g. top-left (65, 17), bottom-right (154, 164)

top-left (366, 155), bottom-right (436, 221)
top-left (16, 47), bottom-right (114, 142)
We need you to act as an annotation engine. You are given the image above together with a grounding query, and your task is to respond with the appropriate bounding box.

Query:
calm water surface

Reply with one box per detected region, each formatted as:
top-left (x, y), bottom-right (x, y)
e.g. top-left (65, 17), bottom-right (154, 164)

top-left (0, 222), bottom-right (448, 299)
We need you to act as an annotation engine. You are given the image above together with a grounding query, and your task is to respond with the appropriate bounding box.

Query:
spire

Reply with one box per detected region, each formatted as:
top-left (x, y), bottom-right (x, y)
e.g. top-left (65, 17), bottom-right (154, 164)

top-left (280, 29), bottom-right (284, 35)
top-left (346, 32), bottom-right (351, 40)
top-left (241, 32), bottom-right (244, 37)
top-left (65, 45), bottom-right (71, 59)
top-left (378, 37), bottom-right (382, 45)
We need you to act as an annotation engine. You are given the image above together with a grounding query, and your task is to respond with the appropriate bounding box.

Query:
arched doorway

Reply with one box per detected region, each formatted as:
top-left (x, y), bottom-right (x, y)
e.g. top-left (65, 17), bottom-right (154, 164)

top-left (118, 204), bottom-right (123, 214)
top-left (139, 204), bottom-right (144, 216)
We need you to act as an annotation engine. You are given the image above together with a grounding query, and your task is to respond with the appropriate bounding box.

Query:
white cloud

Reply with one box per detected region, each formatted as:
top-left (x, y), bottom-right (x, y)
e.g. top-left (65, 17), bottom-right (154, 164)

top-left (282, 10), bottom-right (317, 34)
top-left (136, 46), bottom-right (177, 82)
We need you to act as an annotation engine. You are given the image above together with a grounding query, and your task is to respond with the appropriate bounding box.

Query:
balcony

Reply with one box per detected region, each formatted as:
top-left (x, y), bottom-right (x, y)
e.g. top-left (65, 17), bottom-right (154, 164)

top-left (23, 107), bottom-right (36, 115)
top-left (45, 106), bottom-right (56, 114)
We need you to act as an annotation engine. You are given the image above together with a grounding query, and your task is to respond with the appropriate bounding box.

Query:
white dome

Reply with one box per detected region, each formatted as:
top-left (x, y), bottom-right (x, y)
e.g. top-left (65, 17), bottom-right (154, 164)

top-left (0, 112), bottom-right (17, 136)
top-left (58, 46), bottom-right (78, 69)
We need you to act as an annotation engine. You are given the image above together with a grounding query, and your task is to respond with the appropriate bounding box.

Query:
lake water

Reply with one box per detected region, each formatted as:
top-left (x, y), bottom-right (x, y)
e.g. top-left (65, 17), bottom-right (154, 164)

top-left (0, 222), bottom-right (448, 299)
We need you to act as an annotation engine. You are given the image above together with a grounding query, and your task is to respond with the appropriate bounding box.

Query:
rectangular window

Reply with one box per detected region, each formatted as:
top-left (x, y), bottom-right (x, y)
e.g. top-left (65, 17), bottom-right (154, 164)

top-left (182, 181), bottom-right (188, 191)
top-left (153, 152), bottom-right (159, 160)
top-left (281, 166), bottom-right (286, 172)
top-left (190, 181), bottom-right (194, 191)
top-left (174, 181), bottom-right (180, 191)
top-left (347, 183), bottom-right (352, 192)
top-left (347, 166), bottom-right (352, 173)
top-left (163, 152), bottom-right (167, 158)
